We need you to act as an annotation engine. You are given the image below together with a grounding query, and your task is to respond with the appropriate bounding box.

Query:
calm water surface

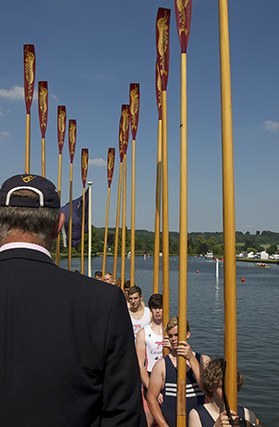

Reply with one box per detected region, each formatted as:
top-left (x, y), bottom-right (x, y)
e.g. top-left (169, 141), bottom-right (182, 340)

top-left (65, 256), bottom-right (279, 426)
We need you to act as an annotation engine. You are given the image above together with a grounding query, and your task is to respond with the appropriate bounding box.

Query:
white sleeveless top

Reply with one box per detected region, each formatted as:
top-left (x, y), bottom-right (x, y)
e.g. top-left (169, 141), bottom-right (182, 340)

top-left (130, 307), bottom-right (150, 338)
top-left (144, 324), bottom-right (163, 372)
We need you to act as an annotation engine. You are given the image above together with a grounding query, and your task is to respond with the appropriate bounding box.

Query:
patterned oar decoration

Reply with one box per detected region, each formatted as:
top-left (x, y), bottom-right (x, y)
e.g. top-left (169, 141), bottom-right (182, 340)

top-left (102, 148), bottom-right (115, 278)
top-left (55, 105), bottom-right (67, 266)
top-left (38, 81), bottom-right (48, 177)
top-left (120, 104), bottom-right (130, 288)
top-left (174, 0), bottom-right (192, 424)
top-left (80, 148), bottom-right (89, 274)
top-left (129, 83), bottom-right (140, 286)
top-left (156, 7), bottom-right (171, 342)
top-left (153, 60), bottom-right (163, 294)
top-left (23, 44), bottom-right (36, 173)
top-left (67, 119), bottom-right (77, 270)
top-left (113, 110), bottom-right (125, 281)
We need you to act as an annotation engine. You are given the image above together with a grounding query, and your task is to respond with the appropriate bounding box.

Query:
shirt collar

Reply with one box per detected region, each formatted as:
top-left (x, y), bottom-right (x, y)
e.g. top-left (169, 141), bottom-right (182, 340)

top-left (0, 242), bottom-right (52, 259)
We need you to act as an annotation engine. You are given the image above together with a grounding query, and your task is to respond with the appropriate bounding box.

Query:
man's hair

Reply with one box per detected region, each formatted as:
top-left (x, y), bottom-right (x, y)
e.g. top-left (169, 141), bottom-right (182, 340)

top-left (94, 271), bottom-right (102, 279)
top-left (201, 358), bottom-right (244, 398)
top-left (148, 293), bottom-right (162, 309)
top-left (124, 279), bottom-right (131, 290)
top-left (0, 190), bottom-right (59, 250)
top-left (166, 316), bottom-right (190, 333)
top-left (128, 285), bottom-right (142, 297)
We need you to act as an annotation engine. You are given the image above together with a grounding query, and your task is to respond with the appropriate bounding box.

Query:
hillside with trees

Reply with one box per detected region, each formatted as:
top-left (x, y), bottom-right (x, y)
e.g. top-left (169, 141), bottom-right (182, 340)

top-left (57, 228), bottom-right (279, 257)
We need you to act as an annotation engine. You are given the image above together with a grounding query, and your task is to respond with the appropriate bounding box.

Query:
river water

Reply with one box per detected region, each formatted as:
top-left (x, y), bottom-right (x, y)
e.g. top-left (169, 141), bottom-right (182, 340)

top-left (66, 255), bottom-right (278, 426)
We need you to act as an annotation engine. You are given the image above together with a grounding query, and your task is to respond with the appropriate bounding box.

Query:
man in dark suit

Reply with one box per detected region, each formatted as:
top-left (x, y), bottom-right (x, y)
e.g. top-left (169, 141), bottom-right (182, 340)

top-left (0, 174), bottom-right (146, 426)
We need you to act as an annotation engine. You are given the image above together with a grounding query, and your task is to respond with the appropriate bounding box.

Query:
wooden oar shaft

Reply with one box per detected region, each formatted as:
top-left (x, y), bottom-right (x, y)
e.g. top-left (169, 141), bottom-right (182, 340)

top-left (55, 153), bottom-right (63, 266)
top-left (113, 162), bottom-right (123, 281)
top-left (41, 137), bottom-right (46, 177)
top-left (177, 52), bottom-right (188, 426)
top-left (25, 113), bottom-right (31, 174)
top-left (88, 182), bottom-right (93, 277)
top-left (153, 119), bottom-right (162, 294)
top-left (102, 187), bottom-right (111, 278)
top-left (121, 155), bottom-right (127, 289)
top-left (130, 138), bottom-right (136, 285)
top-left (68, 163), bottom-right (73, 271)
top-left (161, 90), bottom-right (170, 332)
top-left (80, 188), bottom-right (86, 274)
top-left (219, 0), bottom-right (237, 411)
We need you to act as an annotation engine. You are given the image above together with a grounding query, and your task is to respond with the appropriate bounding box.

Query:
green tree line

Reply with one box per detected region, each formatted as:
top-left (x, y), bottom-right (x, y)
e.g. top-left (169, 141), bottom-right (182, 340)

top-left (55, 228), bottom-right (279, 257)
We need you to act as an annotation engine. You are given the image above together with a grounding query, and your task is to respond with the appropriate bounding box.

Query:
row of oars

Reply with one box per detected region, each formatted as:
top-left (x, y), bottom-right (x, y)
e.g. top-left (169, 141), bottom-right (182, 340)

top-left (22, 0), bottom-right (238, 423)
top-left (23, 45), bottom-right (90, 274)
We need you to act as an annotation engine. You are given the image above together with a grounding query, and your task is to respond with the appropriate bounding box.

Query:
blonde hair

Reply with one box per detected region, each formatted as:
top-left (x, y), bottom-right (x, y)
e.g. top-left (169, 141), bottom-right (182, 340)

top-left (166, 317), bottom-right (190, 333)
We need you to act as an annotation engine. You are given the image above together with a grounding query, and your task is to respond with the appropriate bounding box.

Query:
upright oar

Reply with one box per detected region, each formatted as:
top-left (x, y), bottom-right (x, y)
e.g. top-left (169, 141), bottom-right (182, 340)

top-left (153, 60), bottom-right (163, 294)
top-left (81, 148), bottom-right (89, 274)
top-left (113, 114), bottom-right (125, 281)
top-left (129, 83), bottom-right (140, 286)
top-left (38, 81), bottom-right (48, 177)
top-left (120, 105), bottom-right (130, 288)
top-left (68, 119), bottom-right (77, 271)
top-left (156, 8), bottom-right (171, 331)
top-left (87, 180), bottom-right (93, 277)
top-left (23, 44), bottom-right (36, 174)
top-left (218, 0), bottom-right (237, 411)
top-left (174, 1), bottom-right (192, 425)
top-left (102, 148), bottom-right (116, 278)
top-left (55, 105), bottom-right (66, 266)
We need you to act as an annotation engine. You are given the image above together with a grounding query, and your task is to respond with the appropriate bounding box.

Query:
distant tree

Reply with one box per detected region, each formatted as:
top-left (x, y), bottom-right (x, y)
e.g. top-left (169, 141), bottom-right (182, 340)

top-left (256, 230), bottom-right (261, 236)
top-left (267, 244), bottom-right (278, 255)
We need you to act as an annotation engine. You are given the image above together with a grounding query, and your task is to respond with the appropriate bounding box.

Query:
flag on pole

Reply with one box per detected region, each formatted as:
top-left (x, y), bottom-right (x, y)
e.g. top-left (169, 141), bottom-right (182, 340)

top-left (61, 189), bottom-right (89, 248)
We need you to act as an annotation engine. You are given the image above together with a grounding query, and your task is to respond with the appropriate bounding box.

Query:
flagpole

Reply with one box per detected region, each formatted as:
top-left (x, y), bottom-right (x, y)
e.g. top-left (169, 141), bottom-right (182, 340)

top-left (175, 1), bottom-right (192, 424)
top-left (67, 119), bottom-right (77, 271)
top-left (219, 0), bottom-right (237, 411)
top-left (156, 8), bottom-right (171, 335)
top-left (102, 148), bottom-right (116, 278)
top-left (153, 61), bottom-right (163, 294)
top-left (56, 106), bottom-right (66, 266)
top-left (23, 44), bottom-right (36, 174)
top-left (38, 81), bottom-right (48, 177)
top-left (87, 181), bottom-right (93, 277)
top-left (113, 119), bottom-right (124, 281)
top-left (129, 83), bottom-right (140, 286)
top-left (120, 105), bottom-right (130, 288)
top-left (81, 148), bottom-right (89, 275)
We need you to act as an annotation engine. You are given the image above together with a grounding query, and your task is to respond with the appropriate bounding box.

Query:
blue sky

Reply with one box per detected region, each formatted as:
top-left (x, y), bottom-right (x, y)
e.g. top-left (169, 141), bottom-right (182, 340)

top-left (0, 0), bottom-right (279, 233)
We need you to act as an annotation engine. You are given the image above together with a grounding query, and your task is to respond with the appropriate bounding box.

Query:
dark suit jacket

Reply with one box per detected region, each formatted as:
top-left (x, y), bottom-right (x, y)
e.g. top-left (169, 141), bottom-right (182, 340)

top-left (0, 248), bottom-right (146, 426)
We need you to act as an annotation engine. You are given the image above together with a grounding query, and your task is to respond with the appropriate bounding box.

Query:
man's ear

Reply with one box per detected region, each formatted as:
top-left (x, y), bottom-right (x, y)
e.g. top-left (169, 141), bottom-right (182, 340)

top-left (186, 331), bottom-right (191, 340)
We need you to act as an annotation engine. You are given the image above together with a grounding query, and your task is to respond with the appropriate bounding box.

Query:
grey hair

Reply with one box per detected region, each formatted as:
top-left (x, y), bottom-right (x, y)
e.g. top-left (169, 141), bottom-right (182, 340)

top-left (0, 205), bottom-right (60, 250)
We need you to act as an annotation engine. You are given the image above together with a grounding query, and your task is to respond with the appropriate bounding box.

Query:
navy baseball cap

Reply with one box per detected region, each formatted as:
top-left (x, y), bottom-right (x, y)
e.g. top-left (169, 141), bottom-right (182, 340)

top-left (0, 174), bottom-right (60, 208)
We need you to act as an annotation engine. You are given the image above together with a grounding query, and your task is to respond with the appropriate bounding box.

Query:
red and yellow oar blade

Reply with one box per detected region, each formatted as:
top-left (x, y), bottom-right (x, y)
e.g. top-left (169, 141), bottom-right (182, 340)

top-left (38, 81), bottom-right (48, 138)
top-left (129, 83), bottom-right (140, 140)
top-left (121, 104), bottom-right (130, 155)
top-left (174, 0), bottom-right (192, 53)
top-left (81, 148), bottom-right (89, 188)
top-left (57, 106), bottom-right (66, 154)
top-left (156, 8), bottom-right (171, 91)
top-left (155, 59), bottom-right (162, 120)
top-left (107, 147), bottom-right (115, 188)
top-left (68, 119), bottom-right (77, 163)
top-left (23, 44), bottom-right (36, 114)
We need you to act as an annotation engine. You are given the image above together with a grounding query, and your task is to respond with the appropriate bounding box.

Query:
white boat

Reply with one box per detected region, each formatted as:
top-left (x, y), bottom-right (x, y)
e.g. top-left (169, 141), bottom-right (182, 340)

top-left (205, 251), bottom-right (214, 260)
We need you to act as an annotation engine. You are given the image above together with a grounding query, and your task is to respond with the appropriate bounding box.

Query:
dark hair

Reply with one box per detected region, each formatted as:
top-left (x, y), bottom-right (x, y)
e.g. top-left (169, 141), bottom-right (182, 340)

top-left (124, 279), bottom-right (131, 290)
top-left (128, 285), bottom-right (142, 297)
top-left (201, 358), bottom-right (244, 398)
top-left (148, 293), bottom-right (162, 309)
top-left (94, 271), bottom-right (102, 279)
top-left (0, 191), bottom-right (59, 250)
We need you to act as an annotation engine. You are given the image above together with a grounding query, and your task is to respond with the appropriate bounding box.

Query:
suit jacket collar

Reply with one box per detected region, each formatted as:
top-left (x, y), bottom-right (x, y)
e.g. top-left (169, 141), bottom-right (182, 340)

top-left (0, 247), bottom-right (54, 265)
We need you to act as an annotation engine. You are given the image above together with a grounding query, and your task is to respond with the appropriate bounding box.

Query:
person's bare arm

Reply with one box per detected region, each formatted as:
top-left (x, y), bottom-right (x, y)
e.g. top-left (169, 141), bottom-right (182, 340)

top-left (146, 359), bottom-right (168, 427)
top-left (135, 328), bottom-right (150, 388)
top-left (177, 341), bottom-right (202, 387)
top-left (188, 408), bottom-right (202, 427)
